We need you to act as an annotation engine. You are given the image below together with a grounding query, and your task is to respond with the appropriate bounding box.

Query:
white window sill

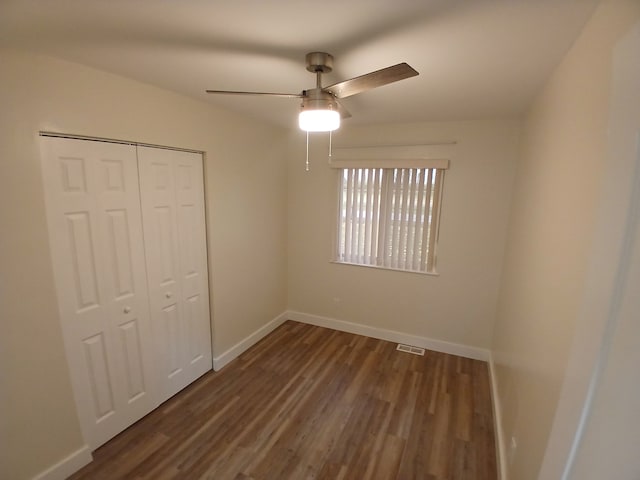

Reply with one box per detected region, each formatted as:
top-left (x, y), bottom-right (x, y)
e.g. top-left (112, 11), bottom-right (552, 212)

top-left (330, 260), bottom-right (440, 277)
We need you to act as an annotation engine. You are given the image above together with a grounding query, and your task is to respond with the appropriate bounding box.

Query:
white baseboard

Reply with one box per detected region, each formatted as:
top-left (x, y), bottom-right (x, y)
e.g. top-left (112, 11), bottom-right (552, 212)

top-left (489, 353), bottom-right (508, 480)
top-left (213, 311), bottom-right (288, 371)
top-left (32, 445), bottom-right (92, 480)
top-left (286, 310), bottom-right (490, 361)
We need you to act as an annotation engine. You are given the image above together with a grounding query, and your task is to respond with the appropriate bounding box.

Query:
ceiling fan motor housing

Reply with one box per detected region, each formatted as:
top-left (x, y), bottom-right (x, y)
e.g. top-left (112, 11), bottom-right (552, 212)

top-left (305, 52), bottom-right (334, 73)
top-left (300, 88), bottom-right (338, 111)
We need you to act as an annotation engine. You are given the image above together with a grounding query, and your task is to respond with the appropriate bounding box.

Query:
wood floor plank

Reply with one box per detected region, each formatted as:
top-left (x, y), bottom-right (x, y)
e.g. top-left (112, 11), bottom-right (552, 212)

top-left (69, 321), bottom-right (497, 480)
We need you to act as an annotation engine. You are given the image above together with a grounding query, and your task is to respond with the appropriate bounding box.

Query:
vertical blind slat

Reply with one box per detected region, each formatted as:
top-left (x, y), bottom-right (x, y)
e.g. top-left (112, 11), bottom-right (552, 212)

top-left (352, 169), bottom-right (361, 262)
top-left (390, 169), bottom-right (402, 268)
top-left (406, 168), bottom-right (420, 271)
top-left (412, 169), bottom-right (426, 272)
top-left (364, 169), bottom-right (374, 264)
top-left (410, 169), bottom-right (420, 271)
top-left (396, 169), bottom-right (405, 269)
top-left (400, 168), bottom-right (413, 270)
top-left (371, 169), bottom-right (382, 264)
top-left (337, 169), bottom-right (345, 260)
top-left (399, 168), bottom-right (409, 269)
top-left (351, 168), bottom-right (361, 262)
top-left (377, 170), bottom-right (391, 267)
top-left (344, 169), bottom-right (354, 263)
top-left (359, 169), bottom-right (367, 262)
top-left (420, 169), bottom-right (434, 270)
top-left (427, 170), bottom-right (443, 273)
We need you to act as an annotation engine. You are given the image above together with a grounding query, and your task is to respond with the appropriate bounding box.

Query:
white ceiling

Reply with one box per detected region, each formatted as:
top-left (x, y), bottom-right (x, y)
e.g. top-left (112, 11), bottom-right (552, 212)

top-left (0, 0), bottom-right (598, 129)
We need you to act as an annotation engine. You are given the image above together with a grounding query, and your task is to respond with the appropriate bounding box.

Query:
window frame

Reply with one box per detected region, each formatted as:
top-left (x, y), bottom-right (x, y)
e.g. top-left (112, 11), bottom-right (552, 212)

top-left (332, 164), bottom-right (446, 275)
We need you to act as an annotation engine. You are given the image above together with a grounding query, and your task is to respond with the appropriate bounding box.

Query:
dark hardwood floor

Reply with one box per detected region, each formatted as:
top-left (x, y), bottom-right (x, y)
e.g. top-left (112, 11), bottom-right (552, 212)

top-left (69, 321), bottom-right (497, 479)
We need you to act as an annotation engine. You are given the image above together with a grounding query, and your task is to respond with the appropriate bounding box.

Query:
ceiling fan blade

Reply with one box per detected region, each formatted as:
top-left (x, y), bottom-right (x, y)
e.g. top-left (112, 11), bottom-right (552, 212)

top-left (335, 99), bottom-right (352, 119)
top-left (205, 89), bottom-right (303, 98)
top-left (324, 62), bottom-right (418, 99)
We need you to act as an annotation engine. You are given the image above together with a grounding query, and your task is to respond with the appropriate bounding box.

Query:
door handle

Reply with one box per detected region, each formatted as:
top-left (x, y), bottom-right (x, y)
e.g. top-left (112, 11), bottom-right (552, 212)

top-left (123, 306), bottom-right (132, 314)
top-left (165, 292), bottom-right (172, 299)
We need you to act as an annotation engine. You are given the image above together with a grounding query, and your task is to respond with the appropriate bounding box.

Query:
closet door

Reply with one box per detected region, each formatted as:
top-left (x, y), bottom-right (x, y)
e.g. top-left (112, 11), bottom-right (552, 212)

top-left (40, 137), bottom-right (157, 449)
top-left (137, 146), bottom-right (212, 402)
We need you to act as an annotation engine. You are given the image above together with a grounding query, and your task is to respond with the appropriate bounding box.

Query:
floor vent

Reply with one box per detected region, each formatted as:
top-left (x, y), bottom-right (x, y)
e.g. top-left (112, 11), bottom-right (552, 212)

top-left (396, 344), bottom-right (425, 356)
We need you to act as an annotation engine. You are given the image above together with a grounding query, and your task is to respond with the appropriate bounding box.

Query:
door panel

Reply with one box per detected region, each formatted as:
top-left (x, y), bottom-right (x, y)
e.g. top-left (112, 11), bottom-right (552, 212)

top-left (41, 137), bottom-right (157, 449)
top-left (118, 319), bottom-right (146, 401)
top-left (82, 333), bottom-right (115, 421)
top-left (66, 211), bottom-right (101, 310)
top-left (105, 209), bottom-right (135, 298)
top-left (173, 151), bottom-right (211, 378)
top-left (101, 158), bottom-right (126, 192)
top-left (60, 156), bottom-right (88, 192)
top-left (138, 146), bottom-right (212, 402)
top-left (185, 294), bottom-right (205, 364)
top-left (164, 303), bottom-right (183, 378)
top-left (154, 205), bottom-right (178, 287)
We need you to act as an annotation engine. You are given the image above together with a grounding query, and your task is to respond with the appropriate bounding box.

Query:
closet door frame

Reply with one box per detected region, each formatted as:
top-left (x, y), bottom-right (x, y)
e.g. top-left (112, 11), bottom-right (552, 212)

top-left (40, 133), bottom-right (213, 450)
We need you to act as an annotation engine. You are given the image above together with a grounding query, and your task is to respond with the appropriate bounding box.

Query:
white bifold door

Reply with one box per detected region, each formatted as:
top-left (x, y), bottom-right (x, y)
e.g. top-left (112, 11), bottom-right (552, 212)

top-left (41, 138), bottom-right (157, 449)
top-left (137, 146), bottom-right (212, 400)
top-left (41, 137), bottom-right (212, 450)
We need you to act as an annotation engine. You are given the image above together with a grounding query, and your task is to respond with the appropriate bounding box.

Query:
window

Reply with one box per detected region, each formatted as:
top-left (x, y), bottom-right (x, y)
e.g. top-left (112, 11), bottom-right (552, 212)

top-left (335, 166), bottom-right (444, 274)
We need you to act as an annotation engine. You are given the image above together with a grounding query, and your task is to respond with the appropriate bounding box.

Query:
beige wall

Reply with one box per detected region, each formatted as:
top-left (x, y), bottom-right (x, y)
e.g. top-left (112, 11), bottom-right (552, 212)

top-left (0, 50), bottom-right (288, 480)
top-left (6, 4), bottom-right (638, 479)
top-left (491, 2), bottom-right (640, 479)
top-left (287, 120), bottom-right (519, 349)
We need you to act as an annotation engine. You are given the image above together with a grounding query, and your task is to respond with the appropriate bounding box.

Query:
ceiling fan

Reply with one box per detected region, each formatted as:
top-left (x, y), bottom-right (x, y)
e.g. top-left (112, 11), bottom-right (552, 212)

top-left (206, 52), bottom-right (419, 132)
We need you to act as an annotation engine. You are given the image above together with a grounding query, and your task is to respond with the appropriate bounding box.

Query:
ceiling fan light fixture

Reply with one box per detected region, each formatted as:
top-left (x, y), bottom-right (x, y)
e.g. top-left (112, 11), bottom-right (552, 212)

top-left (298, 108), bottom-right (340, 132)
top-left (206, 51), bottom-right (418, 135)
top-left (298, 87), bottom-right (341, 132)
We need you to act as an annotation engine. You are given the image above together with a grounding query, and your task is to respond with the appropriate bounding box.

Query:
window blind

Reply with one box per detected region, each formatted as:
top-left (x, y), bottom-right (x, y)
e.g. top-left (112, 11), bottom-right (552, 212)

top-left (336, 167), bottom-right (444, 273)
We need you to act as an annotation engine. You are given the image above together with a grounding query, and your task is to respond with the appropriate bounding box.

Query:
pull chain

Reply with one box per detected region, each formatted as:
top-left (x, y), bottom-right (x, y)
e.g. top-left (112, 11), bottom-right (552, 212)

top-left (305, 131), bottom-right (310, 172)
top-left (305, 130), bottom-right (334, 171)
